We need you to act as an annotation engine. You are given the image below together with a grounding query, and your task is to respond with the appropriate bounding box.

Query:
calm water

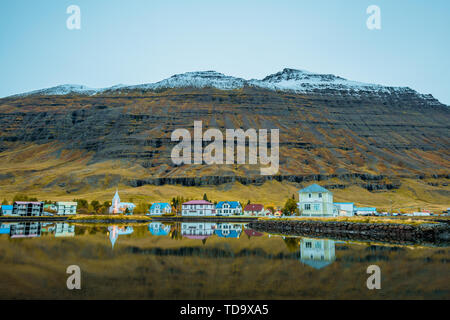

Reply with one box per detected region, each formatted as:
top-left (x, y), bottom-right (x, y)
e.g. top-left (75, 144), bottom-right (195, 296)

top-left (0, 221), bottom-right (448, 299)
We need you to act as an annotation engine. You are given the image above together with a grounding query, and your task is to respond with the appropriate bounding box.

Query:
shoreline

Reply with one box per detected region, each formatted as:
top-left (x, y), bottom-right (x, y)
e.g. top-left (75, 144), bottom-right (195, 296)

top-left (248, 219), bottom-right (450, 247)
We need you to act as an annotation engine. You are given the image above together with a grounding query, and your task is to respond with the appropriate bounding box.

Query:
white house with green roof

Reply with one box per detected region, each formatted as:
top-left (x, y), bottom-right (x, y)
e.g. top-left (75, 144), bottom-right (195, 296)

top-left (297, 184), bottom-right (336, 217)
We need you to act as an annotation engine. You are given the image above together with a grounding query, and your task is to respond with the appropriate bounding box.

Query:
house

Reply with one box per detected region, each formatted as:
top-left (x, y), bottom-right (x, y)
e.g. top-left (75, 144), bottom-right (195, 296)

top-left (243, 204), bottom-right (264, 216)
top-left (54, 223), bottom-right (75, 237)
top-left (297, 184), bottom-right (335, 217)
top-left (300, 238), bottom-right (336, 269)
top-left (181, 222), bottom-right (215, 240)
top-left (413, 212), bottom-right (431, 216)
top-left (12, 201), bottom-right (44, 217)
top-left (148, 203), bottom-right (172, 215)
top-left (109, 190), bottom-right (136, 214)
top-left (354, 207), bottom-right (377, 216)
top-left (263, 208), bottom-right (273, 216)
top-left (215, 201), bottom-right (242, 216)
top-left (181, 200), bottom-right (215, 216)
top-left (55, 202), bottom-right (78, 215)
top-left (333, 202), bottom-right (355, 217)
top-left (148, 222), bottom-right (171, 236)
top-left (274, 210), bottom-right (283, 218)
top-left (0, 205), bottom-right (13, 216)
top-left (214, 223), bottom-right (242, 238)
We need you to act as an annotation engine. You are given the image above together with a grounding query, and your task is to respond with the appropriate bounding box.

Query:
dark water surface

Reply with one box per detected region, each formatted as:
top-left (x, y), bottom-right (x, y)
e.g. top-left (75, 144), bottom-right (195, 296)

top-left (0, 221), bottom-right (448, 299)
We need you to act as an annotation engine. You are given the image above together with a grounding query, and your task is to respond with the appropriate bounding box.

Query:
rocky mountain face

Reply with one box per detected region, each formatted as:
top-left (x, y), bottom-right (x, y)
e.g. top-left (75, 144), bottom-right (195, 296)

top-left (0, 69), bottom-right (448, 191)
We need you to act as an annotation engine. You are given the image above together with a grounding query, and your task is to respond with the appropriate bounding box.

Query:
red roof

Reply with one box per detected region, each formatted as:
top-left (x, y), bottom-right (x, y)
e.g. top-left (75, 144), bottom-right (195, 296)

top-left (244, 204), bottom-right (264, 211)
top-left (183, 200), bottom-right (212, 205)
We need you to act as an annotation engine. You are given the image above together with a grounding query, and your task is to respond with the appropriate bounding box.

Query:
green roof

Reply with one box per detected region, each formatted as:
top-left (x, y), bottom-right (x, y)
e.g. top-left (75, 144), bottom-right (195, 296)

top-left (298, 183), bottom-right (330, 193)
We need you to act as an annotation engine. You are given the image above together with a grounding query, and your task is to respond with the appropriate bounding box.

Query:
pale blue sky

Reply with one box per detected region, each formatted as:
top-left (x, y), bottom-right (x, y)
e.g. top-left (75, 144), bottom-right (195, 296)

top-left (1, 0), bottom-right (449, 104)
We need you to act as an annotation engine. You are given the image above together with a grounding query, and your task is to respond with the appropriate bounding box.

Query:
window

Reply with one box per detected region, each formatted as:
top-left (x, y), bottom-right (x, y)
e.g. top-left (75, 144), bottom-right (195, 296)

top-left (308, 193), bottom-right (311, 198)
top-left (319, 193), bottom-right (322, 198)
top-left (304, 204), bottom-right (311, 210)
top-left (306, 242), bottom-right (312, 248)
top-left (313, 204), bottom-right (320, 211)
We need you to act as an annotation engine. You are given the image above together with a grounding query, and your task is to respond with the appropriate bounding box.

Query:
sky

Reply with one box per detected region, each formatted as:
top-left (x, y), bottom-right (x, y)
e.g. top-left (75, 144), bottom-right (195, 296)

top-left (0, 0), bottom-right (449, 104)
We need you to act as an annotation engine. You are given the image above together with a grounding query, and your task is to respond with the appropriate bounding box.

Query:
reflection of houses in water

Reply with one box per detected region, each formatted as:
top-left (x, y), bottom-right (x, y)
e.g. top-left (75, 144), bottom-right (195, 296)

top-left (0, 223), bottom-right (10, 234)
top-left (108, 226), bottom-right (134, 248)
top-left (55, 223), bottom-right (75, 237)
top-left (214, 223), bottom-right (242, 238)
top-left (181, 222), bottom-right (215, 240)
top-left (9, 223), bottom-right (41, 238)
top-left (300, 238), bottom-right (336, 269)
top-left (244, 228), bottom-right (264, 238)
top-left (148, 222), bottom-right (171, 236)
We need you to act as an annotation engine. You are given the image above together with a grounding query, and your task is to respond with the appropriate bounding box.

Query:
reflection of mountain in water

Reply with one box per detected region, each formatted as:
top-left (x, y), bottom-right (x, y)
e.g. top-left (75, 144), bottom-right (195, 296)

top-left (108, 226), bottom-right (134, 249)
top-left (300, 238), bottom-right (336, 269)
top-left (148, 222), bottom-right (171, 236)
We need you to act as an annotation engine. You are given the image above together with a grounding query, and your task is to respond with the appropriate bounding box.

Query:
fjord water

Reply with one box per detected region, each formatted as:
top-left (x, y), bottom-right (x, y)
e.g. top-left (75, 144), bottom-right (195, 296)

top-left (0, 222), bottom-right (448, 299)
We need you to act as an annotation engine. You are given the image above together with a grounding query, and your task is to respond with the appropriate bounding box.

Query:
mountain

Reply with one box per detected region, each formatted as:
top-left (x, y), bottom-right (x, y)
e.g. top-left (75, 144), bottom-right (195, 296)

top-left (9, 69), bottom-right (443, 103)
top-left (0, 68), bottom-right (448, 204)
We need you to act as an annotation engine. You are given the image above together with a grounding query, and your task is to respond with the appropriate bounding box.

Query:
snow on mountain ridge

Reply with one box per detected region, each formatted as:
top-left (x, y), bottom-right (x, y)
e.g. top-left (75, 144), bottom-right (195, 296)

top-left (8, 69), bottom-right (424, 98)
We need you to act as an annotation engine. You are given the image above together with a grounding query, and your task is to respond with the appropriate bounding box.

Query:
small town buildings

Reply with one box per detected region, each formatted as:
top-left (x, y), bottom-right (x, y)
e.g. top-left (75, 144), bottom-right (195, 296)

top-left (334, 202), bottom-right (355, 217)
top-left (297, 184), bottom-right (335, 217)
top-left (263, 208), bottom-right (273, 216)
top-left (12, 201), bottom-right (44, 217)
top-left (181, 200), bottom-right (215, 216)
top-left (181, 222), bottom-right (215, 240)
top-left (0, 205), bottom-right (13, 216)
top-left (354, 207), bottom-right (377, 216)
top-left (148, 203), bottom-right (172, 215)
top-left (413, 212), bottom-right (431, 216)
top-left (300, 238), bottom-right (336, 269)
top-left (215, 201), bottom-right (242, 216)
top-left (244, 204), bottom-right (264, 216)
top-left (148, 222), bottom-right (171, 236)
top-left (55, 201), bottom-right (78, 215)
top-left (109, 190), bottom-right (136, 214)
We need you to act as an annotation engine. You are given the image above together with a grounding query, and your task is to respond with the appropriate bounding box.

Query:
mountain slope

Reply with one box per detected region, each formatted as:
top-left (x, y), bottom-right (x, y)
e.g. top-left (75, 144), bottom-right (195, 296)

top-left (0, 69), bottom-right (448, 200)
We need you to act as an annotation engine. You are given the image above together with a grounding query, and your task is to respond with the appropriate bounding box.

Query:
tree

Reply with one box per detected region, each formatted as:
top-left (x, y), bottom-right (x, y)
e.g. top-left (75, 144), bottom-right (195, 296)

top-left (90, 200), bottom-right (101, 213)
top-left (282, 198), bottom-right (298, 216)
top-left (203, 193), bottom-right (209, 201)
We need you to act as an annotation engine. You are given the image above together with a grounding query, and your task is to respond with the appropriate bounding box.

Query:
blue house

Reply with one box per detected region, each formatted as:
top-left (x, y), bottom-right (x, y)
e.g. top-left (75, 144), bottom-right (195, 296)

top-left (215, 201), bottom-right (242, 216)
top-left (0, 205), bottom-right (13, 216)
top-left (148, 203), bottom-right (172, 215)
